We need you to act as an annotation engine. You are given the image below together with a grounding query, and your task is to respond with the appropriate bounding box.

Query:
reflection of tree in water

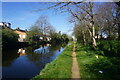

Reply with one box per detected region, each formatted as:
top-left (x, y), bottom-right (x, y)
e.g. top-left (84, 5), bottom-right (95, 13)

top-left (25, 52), bottom-right (54, 69)
top-left (25, 45), bottom-right (50, 68)
top-left (34, 46), bottom-right (50, 54)
top-left (2, 42), bottom-right (68, 67)
top-left (25, 42), bottom-right (68, 68)
top-left (62, 42), bottom-right (68, 47)
top-left (2, 50), bottom-right (19, 67)
top-left (26, 53), bottom-right (43, 68)
top-left (25, 45), bottom-right (40, 54)
top-left (49, 42), bottom-right (68, 52)
top-left (17, 48), bottom-right (26, 56)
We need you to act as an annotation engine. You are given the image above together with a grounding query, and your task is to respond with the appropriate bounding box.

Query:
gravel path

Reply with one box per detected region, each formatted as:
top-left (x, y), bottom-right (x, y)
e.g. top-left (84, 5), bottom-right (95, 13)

top-left (72, 42), bottom-right (80, 79)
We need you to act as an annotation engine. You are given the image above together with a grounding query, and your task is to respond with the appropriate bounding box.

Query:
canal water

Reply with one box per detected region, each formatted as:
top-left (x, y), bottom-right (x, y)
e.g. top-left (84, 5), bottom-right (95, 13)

top-left (2, 43), bottom-right (67, 79)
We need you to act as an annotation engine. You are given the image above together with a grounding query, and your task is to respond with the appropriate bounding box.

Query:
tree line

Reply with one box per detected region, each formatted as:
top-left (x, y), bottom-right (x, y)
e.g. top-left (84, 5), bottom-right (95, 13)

top-left (71, 2), bottom-right (120, 47)
top-left (34, 2), bottom-right (119, 48)
top-left (1, 15), bottom-right (71, 49)
top-left (26, 15), bottom-right (70, 45)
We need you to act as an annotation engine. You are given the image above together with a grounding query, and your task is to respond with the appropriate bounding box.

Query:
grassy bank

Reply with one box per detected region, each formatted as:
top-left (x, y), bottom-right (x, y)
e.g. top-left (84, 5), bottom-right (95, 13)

top-left (32, 42), bottom-right (74, 79)
top-left (76, 41), bottom-right (120, 79)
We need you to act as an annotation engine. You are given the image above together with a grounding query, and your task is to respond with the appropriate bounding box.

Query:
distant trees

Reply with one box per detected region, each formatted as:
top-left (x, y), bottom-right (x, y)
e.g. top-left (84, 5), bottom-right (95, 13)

top-left (34, 15), bottom-right (55, 36)
top-left (33, 2), bottom-right (119, 48)
top-left (26, 15), bottom-right (55, 44)
top-left (61, 33), bottom-right (69, 42)
top-left (26, 26), bottom-right (42, 44)
top-left (32, 2), bottom-right (120, 49)
top-left (50, 2), bottom-right (120, 49)
top-left (36, 2), bottom-right (97, 47)
top-left (50, 31), bottom-right (69, 44)
top-left (27, 15), bottom-right (69, 44)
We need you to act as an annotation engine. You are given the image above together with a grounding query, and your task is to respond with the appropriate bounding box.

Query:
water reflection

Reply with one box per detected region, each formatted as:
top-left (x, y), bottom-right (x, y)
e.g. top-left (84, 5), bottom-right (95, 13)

top-left (18, 48), bottom-right (26, 56)
top-left (34, 46), bottom-right (50, 54)
top-left (2, 50), bottom-right (19, 67)
top-left (2, 42), bottom-right (68, 79)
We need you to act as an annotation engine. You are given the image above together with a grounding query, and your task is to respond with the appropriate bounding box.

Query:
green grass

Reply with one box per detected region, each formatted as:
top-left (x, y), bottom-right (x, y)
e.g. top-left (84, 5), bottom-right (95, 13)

top-left (32, 41), bottom-right (120, 79)
top-left (32, 42), bottom-right (74, 79)
top-left (76, 42), bottom-right (120, 79)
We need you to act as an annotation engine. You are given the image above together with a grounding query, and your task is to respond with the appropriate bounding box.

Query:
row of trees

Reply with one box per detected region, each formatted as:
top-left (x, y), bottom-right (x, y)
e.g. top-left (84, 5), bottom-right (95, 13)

top-left (50, 31), bottom-right (69, 44)
top-left (26, 15), bottom-right (54, 43)
top-left (34, 2), bottom-right (119, 48)
top-left (1, 15), bottom-right (70, 49)
top-left (72, 2), bottom-right (120, 48)
top-left (26, 15), bottom-right (69, 44)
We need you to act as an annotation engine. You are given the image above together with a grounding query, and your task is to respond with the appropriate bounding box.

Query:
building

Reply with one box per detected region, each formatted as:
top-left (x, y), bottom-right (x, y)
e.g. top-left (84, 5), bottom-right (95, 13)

top-left (39, 35), bottom-right (51, 41)
top-left (95, 35), bottom-right (101, 39)
top-left (1, 22), bottom-right (52, 42)
top-left (0, 22), bottom-right (11, 29)
top-left (1, 22), bottom-right (27, 42)
top-left (14, 27), bottom-right (27, 42)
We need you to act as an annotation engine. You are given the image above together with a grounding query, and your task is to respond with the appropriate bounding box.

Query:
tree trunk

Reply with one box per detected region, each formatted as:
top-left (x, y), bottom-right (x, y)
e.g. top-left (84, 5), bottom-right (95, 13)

top-left (107, 20), bottom-right (112, 40)
top-left (108, 28), bottom-right (111, 40)
top-left (92, 24), bottom-right (97, 47)
top-left (90, 3), bottom-right (97, 48)
top-left (82, 30), bottom-right (86, 45)
top-left (118, 23), bottom-right (120, 40)
top-left (100, 32), bottom-right (102, 40)
top-left (115, 2), bottom-right (120, 40)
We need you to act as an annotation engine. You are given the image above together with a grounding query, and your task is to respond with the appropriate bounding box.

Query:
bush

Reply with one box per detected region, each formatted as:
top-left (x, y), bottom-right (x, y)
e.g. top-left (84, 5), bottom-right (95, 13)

top-left (97, 40), bottom-right (120, 57)
top-left (2, 28), bottom-right (19, 49)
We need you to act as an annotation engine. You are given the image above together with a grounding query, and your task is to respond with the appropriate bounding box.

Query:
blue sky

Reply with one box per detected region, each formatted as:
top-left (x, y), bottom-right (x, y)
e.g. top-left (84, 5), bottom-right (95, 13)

top-left (2, 2), bottom-right (73, 35)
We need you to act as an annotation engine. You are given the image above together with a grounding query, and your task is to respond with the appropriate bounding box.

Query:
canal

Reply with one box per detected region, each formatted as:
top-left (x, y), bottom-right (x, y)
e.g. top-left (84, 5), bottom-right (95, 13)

top-left (2, 43), bottom-right (68, 79)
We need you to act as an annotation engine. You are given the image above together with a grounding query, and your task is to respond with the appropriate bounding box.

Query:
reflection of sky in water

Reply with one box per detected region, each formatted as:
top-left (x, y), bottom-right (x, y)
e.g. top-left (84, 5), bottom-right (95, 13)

top-left (34, 46), bottom-right (50, 54)
top-left (2, 43), bottom-right (67, 79)
top-left (33, 46), bottom-right (65, 62)
top-left (50, 48), bottom-right (64, 60)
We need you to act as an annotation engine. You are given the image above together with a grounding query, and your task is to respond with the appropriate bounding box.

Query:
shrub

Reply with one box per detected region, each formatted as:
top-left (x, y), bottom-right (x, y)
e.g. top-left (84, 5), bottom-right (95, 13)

top-left (97, 40), bottom-right (120, 57)
top-left (2, 28), bottom-right (19, 49)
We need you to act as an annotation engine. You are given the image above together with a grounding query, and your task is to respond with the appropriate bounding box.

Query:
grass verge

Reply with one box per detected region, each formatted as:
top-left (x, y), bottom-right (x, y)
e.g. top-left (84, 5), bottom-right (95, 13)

top-left (32, 42), bottom-right (74, 79)
top-left (76, 42), bottom-right (120, 79)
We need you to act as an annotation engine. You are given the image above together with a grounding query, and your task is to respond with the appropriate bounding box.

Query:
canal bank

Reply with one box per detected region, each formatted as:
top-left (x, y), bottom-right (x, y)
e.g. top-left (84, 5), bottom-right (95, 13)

top-left (33, 41), bottom-right (120, 79)
top-left (33, 42), bottom-right (74, 79)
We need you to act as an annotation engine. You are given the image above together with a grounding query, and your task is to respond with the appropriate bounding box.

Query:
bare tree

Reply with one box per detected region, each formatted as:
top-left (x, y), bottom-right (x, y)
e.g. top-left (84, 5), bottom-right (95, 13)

top-left (96, 2), bottom-right (120, 40)
top-left (34, 15), bottom-right (55, 36)
top-left (68, 2), bottom-right (97, 47)
top-left (34, 2), bottom-right (119, 47)
top-left (114, 3), bottom-right (120, 40)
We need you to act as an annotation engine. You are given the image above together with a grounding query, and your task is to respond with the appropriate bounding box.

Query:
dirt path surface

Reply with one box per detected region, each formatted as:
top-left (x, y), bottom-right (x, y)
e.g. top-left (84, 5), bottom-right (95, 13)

top-left (72, 42), bottom-right (80, 79)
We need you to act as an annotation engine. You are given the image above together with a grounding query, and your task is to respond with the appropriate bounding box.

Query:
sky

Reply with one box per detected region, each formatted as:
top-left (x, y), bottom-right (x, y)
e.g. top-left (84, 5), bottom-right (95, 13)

top-left (1, 0), bottom-right (114, 2)
top-left (2, 2), bottom-right (74, 35)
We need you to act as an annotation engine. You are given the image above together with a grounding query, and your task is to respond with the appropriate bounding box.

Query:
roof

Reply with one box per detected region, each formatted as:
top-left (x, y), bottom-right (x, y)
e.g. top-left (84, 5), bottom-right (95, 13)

top-left (15, 29), bottom-right (27, 32)
top-left (14, 27), bottom-right (28, 33)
